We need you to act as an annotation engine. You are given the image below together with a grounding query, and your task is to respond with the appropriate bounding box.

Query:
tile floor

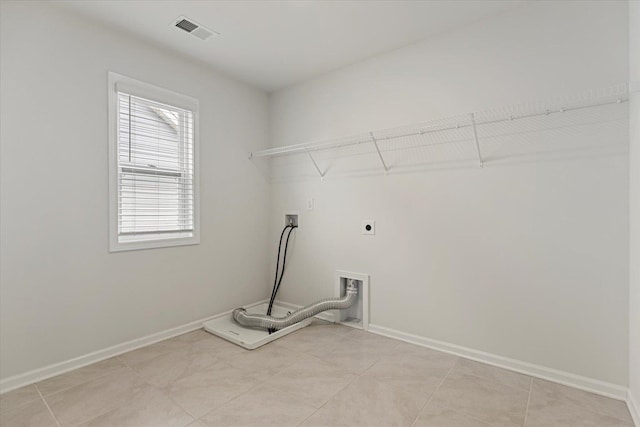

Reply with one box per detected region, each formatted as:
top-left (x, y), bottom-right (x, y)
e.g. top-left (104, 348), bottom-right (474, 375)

top-left (0, 321), bottom-right (634, 427)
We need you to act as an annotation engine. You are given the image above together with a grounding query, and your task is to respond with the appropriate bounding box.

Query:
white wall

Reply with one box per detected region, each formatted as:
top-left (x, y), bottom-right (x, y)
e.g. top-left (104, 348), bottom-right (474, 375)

top-left (268, 1), bottom-right (630, 386)
top-left (0, 1), bottom-right (270, 380)
top-left (629, 0), bottom-right (640, 420)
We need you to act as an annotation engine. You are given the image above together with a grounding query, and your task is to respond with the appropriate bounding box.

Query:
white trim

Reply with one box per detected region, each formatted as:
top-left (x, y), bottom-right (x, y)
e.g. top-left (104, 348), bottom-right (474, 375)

top-left (628, 389), bottom-right (640, 427)
top-left (0, 300), bottom-right (268, 395)
top-left (114, 80), bottom-right (199, 112)
top-left (367, 323), bottom-right (629, 401)
top-left (107, 71), bottom-right (201, 252)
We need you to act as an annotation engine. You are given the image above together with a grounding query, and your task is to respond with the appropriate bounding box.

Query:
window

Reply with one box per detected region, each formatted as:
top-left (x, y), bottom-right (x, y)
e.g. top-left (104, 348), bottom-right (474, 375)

top-left (108, 73), bottom-right (199, 251)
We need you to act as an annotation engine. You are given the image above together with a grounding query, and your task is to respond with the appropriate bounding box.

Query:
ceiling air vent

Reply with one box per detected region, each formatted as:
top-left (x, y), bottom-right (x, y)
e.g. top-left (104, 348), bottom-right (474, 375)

top-left (173, 16), bottom-right (219, 41)
top-left (176, 18), bottom-right (198, 33)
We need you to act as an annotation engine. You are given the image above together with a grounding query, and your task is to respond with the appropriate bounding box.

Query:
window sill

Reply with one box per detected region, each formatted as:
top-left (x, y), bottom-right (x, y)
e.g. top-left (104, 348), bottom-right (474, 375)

top-left (109, 234), bottom-right (199, 252)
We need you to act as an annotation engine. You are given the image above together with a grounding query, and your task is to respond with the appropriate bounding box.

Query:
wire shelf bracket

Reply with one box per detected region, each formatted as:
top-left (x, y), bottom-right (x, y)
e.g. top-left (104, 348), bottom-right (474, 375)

top-left (305, 149), bottom-right (326, 179)
top-left (470, 113), bottom-right (484, 168)
top-left (370, 132), bottom-right (390, 173)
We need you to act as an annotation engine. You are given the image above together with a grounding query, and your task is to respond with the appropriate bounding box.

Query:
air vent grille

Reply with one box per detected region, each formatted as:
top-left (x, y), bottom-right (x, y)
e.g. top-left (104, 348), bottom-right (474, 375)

top-left (173, 16), bottom-right (218, 41)
top-left (175, 18), bottom-right (198, 33)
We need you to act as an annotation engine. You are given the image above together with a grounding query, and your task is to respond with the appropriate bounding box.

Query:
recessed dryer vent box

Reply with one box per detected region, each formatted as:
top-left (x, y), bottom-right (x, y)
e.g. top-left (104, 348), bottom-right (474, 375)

top-left (334, 270), bottom-right (369, 330)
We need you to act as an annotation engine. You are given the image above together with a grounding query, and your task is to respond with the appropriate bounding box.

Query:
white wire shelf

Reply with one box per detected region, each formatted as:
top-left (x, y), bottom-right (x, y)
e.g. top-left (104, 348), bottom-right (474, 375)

top-left (250, 84), bottom-right (629, 178)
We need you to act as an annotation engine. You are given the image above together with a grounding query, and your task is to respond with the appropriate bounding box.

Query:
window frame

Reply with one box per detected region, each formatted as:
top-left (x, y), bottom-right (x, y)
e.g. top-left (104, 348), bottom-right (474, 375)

top-left (108, 72), bottom-right (200, 252)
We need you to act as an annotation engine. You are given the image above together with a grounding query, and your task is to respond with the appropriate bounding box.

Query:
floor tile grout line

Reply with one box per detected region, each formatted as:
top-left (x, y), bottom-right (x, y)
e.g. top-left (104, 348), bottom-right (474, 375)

top-left (294, 363), bottom-right (362, 426)
top-left (196, 378), bottom-right (270, 421)
top-left (159, 383), bottom-right (200, 422)
top-left (77, 383), bottom-right (198, 427)
top-left (36, 360), bottom-right (129, 399)
top-left (421, 401), bottom-right (499, 426)
top-left (0, 387), bottom-right (43, 411)
top-left (454, 370), bottom-right (533, 393)
top-left (64, 365), bottom-right (161, 427)
top-left (115, 355), bottom-right (132, 369)
top-left (35, 384), bottom-right (61, 427)
top-left (198, 352), bottom-right (351, 426)
top-left (534, 386), bottom-right (635, 425)
top-left (144, 344), bottom-right (314, 423)
top-left (123, 363), bottom-right (200, 421)
top-left (409, 356), bottom-right (460, 427)
top-left (522, 377), bottom-right (533, 427)
top-left (122, 351), bottom-right (241, 423)
top-left (532, 376), bottom-right (634, 424)
top-left (417, 368), bottom-right (533, 427)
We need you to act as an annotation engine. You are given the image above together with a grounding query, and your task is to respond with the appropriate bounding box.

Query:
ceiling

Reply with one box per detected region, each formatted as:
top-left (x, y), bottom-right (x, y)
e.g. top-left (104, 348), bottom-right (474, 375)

top-left (54, 1), bottom-right (526, 92)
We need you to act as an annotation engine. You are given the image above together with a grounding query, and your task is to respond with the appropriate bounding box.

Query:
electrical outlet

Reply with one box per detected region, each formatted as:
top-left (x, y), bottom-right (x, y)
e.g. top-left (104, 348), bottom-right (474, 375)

top-left (307, 198), bottom-right (314, 210)
top-left (362, 220), bottom-right (375, 235)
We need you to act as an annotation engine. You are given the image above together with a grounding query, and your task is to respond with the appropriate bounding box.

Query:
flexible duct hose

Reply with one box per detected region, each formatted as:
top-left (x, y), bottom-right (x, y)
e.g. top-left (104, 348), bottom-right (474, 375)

top-left (232, 281), bottom-right (358, 331)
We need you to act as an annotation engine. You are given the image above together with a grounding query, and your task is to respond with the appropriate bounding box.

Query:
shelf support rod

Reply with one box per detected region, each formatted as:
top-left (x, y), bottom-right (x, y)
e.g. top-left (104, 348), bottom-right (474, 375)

top-left (470, 113), bottom-right (484, 168)
top-left (306, 150), bottom-right (325, 178)
top-left (370, 132), bottom-right (389, 173)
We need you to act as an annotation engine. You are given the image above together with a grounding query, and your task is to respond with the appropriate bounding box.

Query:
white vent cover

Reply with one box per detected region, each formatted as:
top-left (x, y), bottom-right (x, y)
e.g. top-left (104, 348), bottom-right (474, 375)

top-left (173, 16), bottom-right (219, 41)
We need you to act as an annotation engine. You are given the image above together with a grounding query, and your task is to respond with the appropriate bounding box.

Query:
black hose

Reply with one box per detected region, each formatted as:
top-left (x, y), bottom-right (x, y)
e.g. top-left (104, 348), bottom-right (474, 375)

top-left (270, 225), bottom-right (296, 310)
top-left (267, 224), bottom-right (297, 333)
top-left (267, 224), bottom-right (292, 316)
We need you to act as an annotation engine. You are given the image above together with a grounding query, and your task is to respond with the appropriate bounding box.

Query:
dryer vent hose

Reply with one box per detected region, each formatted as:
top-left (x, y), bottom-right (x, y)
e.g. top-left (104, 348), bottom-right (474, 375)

top-left (232, 280), bottom-right (358, 331)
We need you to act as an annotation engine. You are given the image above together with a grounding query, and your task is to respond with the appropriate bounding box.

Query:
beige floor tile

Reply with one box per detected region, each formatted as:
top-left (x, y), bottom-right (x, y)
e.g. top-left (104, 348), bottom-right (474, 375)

top-left (391, 341), bottom-right (437, 355)
top-left (378, 343), bottom-right (458, 372)
top-left (131, 347), bottom-right (220, 389)
top-left (78, 385), bottom-right (194, 427)
top-left (0, 398), bottom-right (57, 427)
top-left (171, 329), bottom-right (212, 344)
top-left (364, 347), bottom-right (456, 394)
top-left (307, 320), bottom-right (355, 336)
top-left (530, 379), bottom-right (632, 423)
top-left (525, 385), bottom-right (633, 427)
top-left (8, 329), bottom-right (635, 427)
top-left (275, 324), bottom-right (346, 353)
top-left (308, 336), bottom-right (400, 374)
top-left (266, 357), bottom-right (356, 409)
top-left (164, 359), bottom-right (264, 418)
top-left (216, 342), bottom-right (315, 377)
top-left (45, 368), bottom-right (148, 426)
top-left (0, 385), bottom-right (42, 411)
top-left (430, 371), bottom-right (528, 427)
top-left (453, 359), bottom-right (532, 391)
top-left (342, 328), bottom-right (401, 346)
top-left (118, 338), bottom-right (188, 367)
top-left (188, 333), bottom-right (246, 358)
top-left (36, 358), bottom-right (126, 396)
top-left (302, 375), bottom-right (430, 427)
top-left (199, 383), bottom-right (317, 427)
top-left (414, 402), bottom-right (493, 427)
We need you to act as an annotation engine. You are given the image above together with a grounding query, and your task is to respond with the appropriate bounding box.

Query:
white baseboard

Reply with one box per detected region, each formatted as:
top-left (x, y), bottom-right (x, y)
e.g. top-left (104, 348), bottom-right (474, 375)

top-left (628, 389), bottom-right (639, 427)
top-left (367, 324), bottom-right (628, 401)
top-left (2, 299), bottom-right (633, 413)
top-left (0, 299), bottom-right (268, 395)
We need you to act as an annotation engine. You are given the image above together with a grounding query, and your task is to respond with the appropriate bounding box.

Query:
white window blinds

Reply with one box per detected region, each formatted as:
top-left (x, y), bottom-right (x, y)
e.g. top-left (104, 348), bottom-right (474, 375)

top-left (116, 92), bottom-right (194, 239)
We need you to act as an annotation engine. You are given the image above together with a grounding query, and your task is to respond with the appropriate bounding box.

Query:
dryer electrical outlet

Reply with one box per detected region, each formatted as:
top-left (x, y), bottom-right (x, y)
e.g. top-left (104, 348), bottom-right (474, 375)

top-left (362, 220), bottom-right (375, 235)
